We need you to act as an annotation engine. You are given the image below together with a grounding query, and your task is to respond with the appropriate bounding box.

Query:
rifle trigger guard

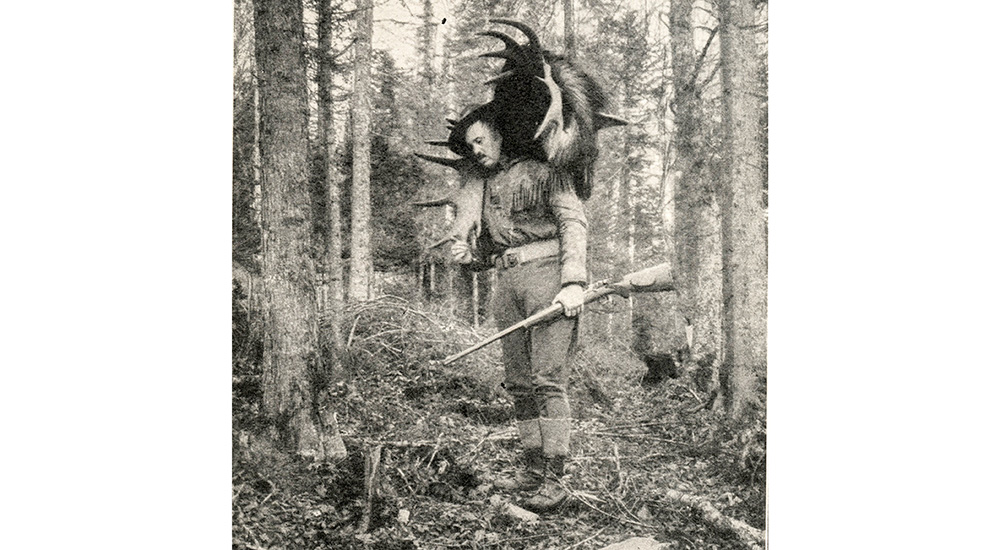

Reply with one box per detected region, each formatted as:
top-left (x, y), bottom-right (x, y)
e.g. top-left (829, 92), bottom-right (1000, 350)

top-left (588, 279), bottom-right (611, 291)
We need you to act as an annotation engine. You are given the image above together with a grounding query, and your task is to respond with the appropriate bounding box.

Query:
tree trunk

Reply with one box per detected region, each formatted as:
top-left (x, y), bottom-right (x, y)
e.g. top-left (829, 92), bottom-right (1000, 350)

top-left (254, 0), bottom-right (339, 459)
top-left (670, 0), bottom-right (724, 403)
top-left (718, 0), bottom-right (767, 419)
top-left (621, 134), bottom-right (635, 326)
top-left (348, 0), bottom-right (374, 302)
top-left (420, 0), bottom-right (435, 86)
top-left (234, 0), bottom-right (261, 272)
top-left (313, 0), bottom-right (348, 460)
top-left (318, 0), bottom-right (345, 349)
top-left (563, 0), bottom-right (575, 59)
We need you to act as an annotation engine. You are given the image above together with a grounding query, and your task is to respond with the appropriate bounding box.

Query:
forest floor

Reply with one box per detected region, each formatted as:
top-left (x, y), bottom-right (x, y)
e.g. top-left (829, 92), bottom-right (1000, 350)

top-left (232, 295), bottom-right (766, 550)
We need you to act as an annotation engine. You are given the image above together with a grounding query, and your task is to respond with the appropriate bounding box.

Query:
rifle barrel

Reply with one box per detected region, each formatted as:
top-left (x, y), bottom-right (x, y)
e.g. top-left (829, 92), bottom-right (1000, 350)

top-left (438, 263), bottom-right (674, 366)
top-left (442, 302), bottom-right (563, 365)
top-left (441, 285), bottom-right (623, 366)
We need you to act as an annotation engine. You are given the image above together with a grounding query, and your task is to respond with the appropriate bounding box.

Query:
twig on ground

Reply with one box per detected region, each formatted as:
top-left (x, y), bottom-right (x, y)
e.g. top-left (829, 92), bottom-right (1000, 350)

top-left (396, 467), bottom-right (416, 496)
top-left (562, 526), bottom-right (607, 550)
top-left (658, 489), bottom-right (765, 550)
top-left (685, 400), bottom-right (710, 414)
top-left (602, 483), bottom-right (645, 526)
top-left (360, 437), bottom-right (463, 448)
top-left (613, 443), bottom-right (622, 486)
top-left (487, 534), bottom-right (549, 546)
top-left (589, 432), bottom-right (694, 446)
top-left (683, 383), bottom-right (703, 403)
top-left (425, 433), bottom-right (443, 468)
top-left (602, 420), bottom-right (678, 430)
top-left (565, 483), bottom-right (654, 529)
top-left (232, 482), bottom-right (246, 501)
top-left (423, 534), bottom-right (548, 548)
top-left (463, 427), bottom-right (499, 459)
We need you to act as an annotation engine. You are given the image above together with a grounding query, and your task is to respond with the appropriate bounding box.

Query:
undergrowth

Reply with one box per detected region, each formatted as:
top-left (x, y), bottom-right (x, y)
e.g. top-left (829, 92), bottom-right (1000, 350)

top-left (233, 290), bottom-right (766, 549)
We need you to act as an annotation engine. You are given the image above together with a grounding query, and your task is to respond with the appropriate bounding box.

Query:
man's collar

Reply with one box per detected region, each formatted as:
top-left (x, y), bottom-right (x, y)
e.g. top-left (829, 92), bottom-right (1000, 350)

top-left (498, 154), bottom-right (531, 171)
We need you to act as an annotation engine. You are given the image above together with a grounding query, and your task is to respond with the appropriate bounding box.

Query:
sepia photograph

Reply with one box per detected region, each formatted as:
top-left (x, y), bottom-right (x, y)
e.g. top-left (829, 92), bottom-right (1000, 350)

top-left (8, 1), bottom-right (1000, 549)
top-left (233, 0), bottom-right (767, 548)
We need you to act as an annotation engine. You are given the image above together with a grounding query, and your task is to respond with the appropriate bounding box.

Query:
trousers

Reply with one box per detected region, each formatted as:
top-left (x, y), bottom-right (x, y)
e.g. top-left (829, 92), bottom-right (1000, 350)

top-left (494, 255), bottom-right (577, 456)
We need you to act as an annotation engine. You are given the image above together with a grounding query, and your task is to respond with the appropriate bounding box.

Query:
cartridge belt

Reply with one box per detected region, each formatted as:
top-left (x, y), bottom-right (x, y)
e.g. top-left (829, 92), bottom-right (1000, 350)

top-left (493, 239), bottom-right (559, 270)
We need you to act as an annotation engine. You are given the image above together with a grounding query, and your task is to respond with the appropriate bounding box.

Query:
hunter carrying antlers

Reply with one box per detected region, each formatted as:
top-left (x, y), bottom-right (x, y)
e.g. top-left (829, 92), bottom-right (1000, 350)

top-left (415, 19), bottom-right (626, 513)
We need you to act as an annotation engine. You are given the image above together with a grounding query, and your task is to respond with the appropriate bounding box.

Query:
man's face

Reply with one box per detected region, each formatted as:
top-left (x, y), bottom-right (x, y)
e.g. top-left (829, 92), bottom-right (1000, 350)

top-left (465, 121), bottom-right (502, 169)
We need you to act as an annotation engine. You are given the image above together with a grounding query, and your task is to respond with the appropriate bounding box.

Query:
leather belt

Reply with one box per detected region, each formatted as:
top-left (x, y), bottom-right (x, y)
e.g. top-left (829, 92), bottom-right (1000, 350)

top-left (494, 239), bottom-right (559, 270)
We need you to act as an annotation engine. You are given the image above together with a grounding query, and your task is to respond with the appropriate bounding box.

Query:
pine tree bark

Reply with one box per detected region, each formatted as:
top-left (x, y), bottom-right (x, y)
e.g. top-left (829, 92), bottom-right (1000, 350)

top-left (670, 0), bottom-right (724, 402)
top-left (348, 0), bottom-right (374, 302)
top-left (314, 0), bottom-right (348, 460)
top-left (254, 0), bottom-right (337, 458)
top-left (718, 0), bottom-right (767, 419)
top-left (420, 0), bottom-right (435, 86)
top-left (563, 0), bottom-right (575, 59)
top-left (318, 0), bottom-right (345, 348)
top-left (234, 0), bottom-right (261, 273)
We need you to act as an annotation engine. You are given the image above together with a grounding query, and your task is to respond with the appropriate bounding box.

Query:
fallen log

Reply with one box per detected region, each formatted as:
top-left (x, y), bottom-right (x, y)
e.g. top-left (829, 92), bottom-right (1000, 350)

top-left (661, 489), bottom-right (764, 550)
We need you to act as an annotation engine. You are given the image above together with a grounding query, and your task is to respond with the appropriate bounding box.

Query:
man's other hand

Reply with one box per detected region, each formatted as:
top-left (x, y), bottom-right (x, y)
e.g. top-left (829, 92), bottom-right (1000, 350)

top-left (451, 240), bottom-right (473, 264)
top-left (553, 284), bottom-right (585, 317)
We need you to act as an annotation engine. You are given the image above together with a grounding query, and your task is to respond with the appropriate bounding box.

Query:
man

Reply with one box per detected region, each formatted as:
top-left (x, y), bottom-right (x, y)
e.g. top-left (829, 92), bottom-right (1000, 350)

top-left (449, 110), bottom-right (587, 513)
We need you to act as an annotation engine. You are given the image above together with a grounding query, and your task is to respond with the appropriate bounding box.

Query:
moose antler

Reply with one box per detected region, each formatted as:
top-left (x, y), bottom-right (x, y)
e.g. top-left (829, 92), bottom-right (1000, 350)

top-left (476, 19), bottom-right (627, 199)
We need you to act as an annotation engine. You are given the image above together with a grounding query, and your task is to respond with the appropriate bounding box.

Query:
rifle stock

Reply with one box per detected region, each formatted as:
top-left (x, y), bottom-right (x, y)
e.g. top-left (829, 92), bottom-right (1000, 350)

top-left (441, 263), bottom-right (673, 365)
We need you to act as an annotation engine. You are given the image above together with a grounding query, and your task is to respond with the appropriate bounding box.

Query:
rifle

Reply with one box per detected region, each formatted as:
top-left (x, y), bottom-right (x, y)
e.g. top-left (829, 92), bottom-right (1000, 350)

top-left (441, 262), bottom-right (675, 365)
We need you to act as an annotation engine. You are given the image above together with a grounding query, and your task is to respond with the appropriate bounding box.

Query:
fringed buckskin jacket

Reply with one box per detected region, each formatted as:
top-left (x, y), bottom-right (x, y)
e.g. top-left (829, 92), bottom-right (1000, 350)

top-left (450, 156), bottom-right (587, 287)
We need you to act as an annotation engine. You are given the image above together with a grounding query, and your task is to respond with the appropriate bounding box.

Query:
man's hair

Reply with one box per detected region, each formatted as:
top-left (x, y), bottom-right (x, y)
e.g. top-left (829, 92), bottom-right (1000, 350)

top-left (465, 118), bottom-right (501, 141)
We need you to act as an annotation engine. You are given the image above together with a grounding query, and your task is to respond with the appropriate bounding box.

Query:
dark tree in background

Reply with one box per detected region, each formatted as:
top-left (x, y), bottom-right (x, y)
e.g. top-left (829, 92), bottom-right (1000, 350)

top-left (316, 0), bottom-right (348, 349)
top-left (233, 0), bottom-right (261, 272)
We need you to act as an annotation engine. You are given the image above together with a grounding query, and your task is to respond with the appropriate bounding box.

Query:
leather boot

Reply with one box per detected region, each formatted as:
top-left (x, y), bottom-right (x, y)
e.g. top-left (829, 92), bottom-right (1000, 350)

top-left (494, 447), bottom-right (544, 492)
top-left (521, 455), bottom-right (568, 513)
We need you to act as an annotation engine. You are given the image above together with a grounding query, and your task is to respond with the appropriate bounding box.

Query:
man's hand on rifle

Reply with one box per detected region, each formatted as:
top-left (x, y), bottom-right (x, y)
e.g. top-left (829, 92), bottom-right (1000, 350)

top-left (450, 240), bottom-right (473, 264)
top-left (553, 283), bottom-right (585, 317)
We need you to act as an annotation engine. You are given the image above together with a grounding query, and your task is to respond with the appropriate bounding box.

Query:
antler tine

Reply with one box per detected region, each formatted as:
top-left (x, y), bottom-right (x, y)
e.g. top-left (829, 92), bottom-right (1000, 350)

top-left (484, 70), bottom-right (516, 86)
top-left (477, 30), bottom-right (520, 50)
top-left (411, 196), bottom-right (455, 207)
top-left (414, 153), bottom-right (464, 169)
top-left (489, 19), bottom-right (541, 51)
top-left (595, 112), bottom-right (630, 129)
top-left (479, 50), bottom-right (516, 61)
top-left (477, 31), bottom-right (524, 63)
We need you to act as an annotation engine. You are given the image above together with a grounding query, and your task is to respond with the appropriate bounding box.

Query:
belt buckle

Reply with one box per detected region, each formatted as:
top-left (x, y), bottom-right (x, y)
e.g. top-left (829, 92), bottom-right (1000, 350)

top-left (503, 252), bottom-right (518, 269)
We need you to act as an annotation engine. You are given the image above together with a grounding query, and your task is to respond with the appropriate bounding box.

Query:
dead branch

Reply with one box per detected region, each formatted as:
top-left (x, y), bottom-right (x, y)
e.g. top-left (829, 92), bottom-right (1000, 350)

top-left (660, 489), bottom-right (764, 550)
top-left (687, 26), bottom-right (719, 92)
top-left (358, 445), bottom-right (383, 533)
top-left (604, 420), bottom-right (679, 430)
top-left (588, 432), bottom-right (694, 446)
top-left (562, 526), bottom-right (608, 550)
top-left (565, 483), bottom-right (654, 529)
